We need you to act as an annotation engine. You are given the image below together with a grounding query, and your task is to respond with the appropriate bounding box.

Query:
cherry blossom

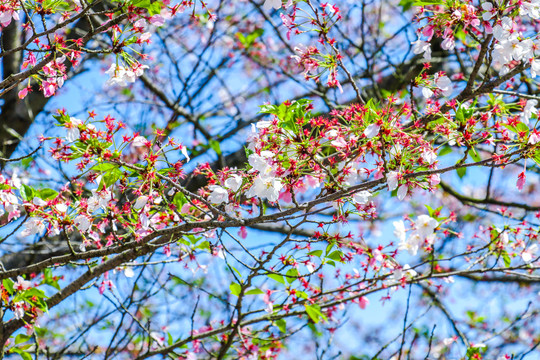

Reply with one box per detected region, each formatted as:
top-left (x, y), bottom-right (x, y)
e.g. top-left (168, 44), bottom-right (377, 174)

top-left (263, 0), bottom-right (281, 11)
top-left (21, 217), bottom-right (45, 236)
top-left (133, 195), bottom-right (149, 210)
top-left (245, 175), bottom-right (283, 202)
top-left (353, 190), bottom-right (371, 205)
top-left (363, 124), bottom-right (380, 139)
top-left (387, 171), bottom-right (399, 191)
top-left (208, 185), bottom-right (229, 204)
top-left (521, 244), bottom-right (538, 263)
top-left (520, 99), bottom-right (538, 125)
top-left (415, 215), bottom-right (438, 239)
top-left (412, 39), bottom-right (431, 61)
top-left (224, 174), bottom-right (243, 192)
top-left (14, 276), bottom-right (31, 291)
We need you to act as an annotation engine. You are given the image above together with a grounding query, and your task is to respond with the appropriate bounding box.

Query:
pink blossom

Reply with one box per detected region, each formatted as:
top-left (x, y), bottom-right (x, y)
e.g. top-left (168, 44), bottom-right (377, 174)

top-left (13, 302), bottom-right (25, 320)
top-left (18, 87), bottom-right (29, 99)
top-left (358, 296), bottom-right (369, 309)
top-left (517, 171), bottom-right (526, 191)
top-left (238, 226), bottom-right (248, 239)
top-left (14, 276), bottom-right (31, 291)
top-left (429, 174), bottom-right (441, 186)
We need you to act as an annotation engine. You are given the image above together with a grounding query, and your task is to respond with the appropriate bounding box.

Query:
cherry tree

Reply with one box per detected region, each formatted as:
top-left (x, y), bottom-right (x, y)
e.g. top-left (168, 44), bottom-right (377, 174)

top-left (0, 0), bottom-right (539, 359)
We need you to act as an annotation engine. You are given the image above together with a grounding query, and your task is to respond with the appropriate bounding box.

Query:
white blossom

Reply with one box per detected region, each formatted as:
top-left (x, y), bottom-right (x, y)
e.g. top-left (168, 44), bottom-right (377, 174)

top-left (421, 87), bottom-right (434, 98)
top-left (225, 174), bottom-right (243, 192)
top-left (132, 136), bottom-right (148, 147)
top-left (521, 1), bottom-right (540, 19)
top-left (521, 99), bottom-right (538, 125)
top-left (124, 266), bottom-right (135, 278)
top-left (364, 124), bottom-right (380, 139)
top-left (393, 220), bottom-right (406, 242)
top-left (492, 17), bottom-right (515, 42)
top-left (133, 195), bottom-right (149, 210)
top-left (14, 276), bottom-right (31, 291)
top-left (441, 37), bottom-right (455, 51)
top-left (481, 3), bottom-right (495, 21)
top-left (399, 232), bottom-right (422, 256)
top-left (412, 39), bottom-right (431, 61)
top-left (74, 214), bottom-right (92, 232)
top-left (397, 185), bottom-right (408, 201)
top-left (245, 175), bottom-right (283, 202)
top-left (531, 59), bottom-right (540, 78)
top-left (32, 197), bottom-right (47, 207)
top-left (435, 75), bottom-right (453, 97)
top-left (248, 151), bottom-right (274, 175)
top-left (387, 171), bottom-right (399, 191)
top-left (353, 190), bottom-right (371, 205)
top-left (13, 302), bottom-right (25, 320)
top-left (105, 64), bottom-right (136, 87)
top-left (421, 148), bottom-right (437, 165)
top-left (66, 117), bottom-right (83, 142)
top-left (181, 146), bottom-right (190, 162)
top-left (415, 215), bottom-right (438, 239)
top-left (522, 244), bottom-right (538, 263)
top-left (208, 185), bottom-right (229, 204)
top-left (263, 0), bottom-right (281, 11)
top-left (391, 264), bottom-right (417, 283)
top-left (21, 217), bottom-right (45, 236)
top-left (55, 203), bottom-right (68, 213)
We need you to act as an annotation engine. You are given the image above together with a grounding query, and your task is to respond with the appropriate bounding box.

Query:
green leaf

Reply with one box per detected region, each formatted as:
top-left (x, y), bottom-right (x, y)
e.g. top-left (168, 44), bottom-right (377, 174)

top-left (231, 266), bottom-right (243, 280)
top-left (131, 0), bottom-right (162, 15)
top-left (438, 146), bottom-right (452, 157)
top-left (229, 282), bottom-right (242, 296)
top-left (468, 148), bottom-right (481, 163)
top-left (455, 106), bottom-right (465, 125)
top-left (100, 167), bottom-right (123, 189)
top-left (516, 122), bottom-right (530, 135)
top-left (275, 319), bottom-right (286, 333)
top-left (197, 241), bottom-right (211, 252)
top-left (236, 28), bottom-right (264, 47)
top-left (23, 288), bottom-right (47, 300)
top-left (245, 288), bottom-right (264, 295)
top-left (11, 348), bottom-right (32, 360)
top-left (15, 334), bottom-right (31, 345)
top-left (456, 167), bottom-right (466, 179)
top-left (53, 112), bottom-right (70, 125)
top-left (172, 192), bottom-right (187, 208)
top-left (305, 304), bottom-right (326, 324)
top-left (259, 104), bottom-right (278, 115)
top-left (285, 268), bottom-right (299, 284)
top-left (209, 140), bottom-right (222, 155)
top-left (502, 251), bottom-right (511, 267)
top-left (267, 273), bottom-right (285, 285)
top-left (413, 0), bottom-right (443, 5)
top-left (533, 149), bottom-right (540, 166)
top-left (307, 250), bottom-right (323, 258)
top-left (398, 0), bottom-right (415, 10)
top-left (3, 278), bottom-right (14, 295)
top-left (326, 250), bottom-right (342, 262)
top-left (38, 188), bottom-right (58, 200)
top-left (43, 268), bottom-right (61, 291)
top-left (91, 163), bottom-right (117, 172)
top-left (20, 184), bottom-right (35, 201)
top-left (325, 242), bottom-right (335, 255)
top-left (21, 157), bottom-right (33, 167)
